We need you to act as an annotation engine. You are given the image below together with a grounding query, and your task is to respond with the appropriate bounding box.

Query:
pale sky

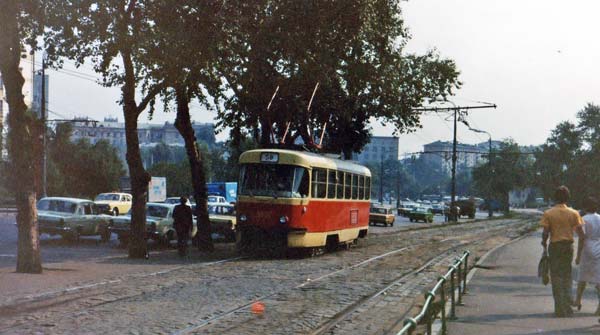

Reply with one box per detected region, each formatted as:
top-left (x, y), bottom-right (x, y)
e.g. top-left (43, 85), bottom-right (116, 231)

top-left (44, 1), bottom-right (600, 154)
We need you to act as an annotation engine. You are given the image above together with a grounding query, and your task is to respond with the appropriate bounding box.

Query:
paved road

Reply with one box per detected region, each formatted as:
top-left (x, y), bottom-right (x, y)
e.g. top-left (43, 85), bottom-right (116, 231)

top-left (448, 232), bottom-right (600, 334)
top-left (368, 209), bottom-right (499, 234)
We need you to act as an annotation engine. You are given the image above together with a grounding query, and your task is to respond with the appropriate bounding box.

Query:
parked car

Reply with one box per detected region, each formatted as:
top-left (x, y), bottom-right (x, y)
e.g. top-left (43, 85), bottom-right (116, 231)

top-left (109, 203), bottom-right (197, 246)
top-left (208, 204), bottom-right (236, 241)
top-left (164, 197), bottom-right (193, 206)
top-left (431, 203), bottom-right (445, 215)
top-left (208, 195), bottom-right (228, 205)
top-left (94, 192), bottom-right (132, 216)
top-left (37, 197), bottom-right (112, 242)
top-left (407, 207), bottom-right (434, 223)
top-left (369, 206), bottom-right (395, 227)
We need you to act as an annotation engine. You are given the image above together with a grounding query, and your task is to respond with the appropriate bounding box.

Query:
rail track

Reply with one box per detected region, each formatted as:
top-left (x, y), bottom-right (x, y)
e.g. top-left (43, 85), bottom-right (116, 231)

top-left (176, 217), bottom-right (536, 335)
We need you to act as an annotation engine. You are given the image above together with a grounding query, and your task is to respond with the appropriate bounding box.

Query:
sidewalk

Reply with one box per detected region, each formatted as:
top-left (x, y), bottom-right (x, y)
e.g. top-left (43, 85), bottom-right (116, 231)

top-left (448, 232), bottom-right (600, 335)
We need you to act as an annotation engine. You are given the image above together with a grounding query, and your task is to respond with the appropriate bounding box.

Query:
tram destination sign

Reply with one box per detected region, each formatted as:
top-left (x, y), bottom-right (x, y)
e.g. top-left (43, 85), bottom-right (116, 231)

top-left (260, 152), bottom-right (279, 163)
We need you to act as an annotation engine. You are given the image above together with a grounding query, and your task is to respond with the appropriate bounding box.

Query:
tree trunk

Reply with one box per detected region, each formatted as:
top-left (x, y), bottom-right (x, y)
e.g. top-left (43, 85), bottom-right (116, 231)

top-left (174, 86), bottom-right (213, 251)
top-left (121, 51), bottom-right (149, 259)
top-left (0, 2), bottom-right (43, 273)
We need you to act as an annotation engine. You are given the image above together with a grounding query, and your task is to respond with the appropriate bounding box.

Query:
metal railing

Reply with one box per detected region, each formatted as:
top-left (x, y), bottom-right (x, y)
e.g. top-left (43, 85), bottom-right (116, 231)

top-left (396, 250), bottom-right (470, 335)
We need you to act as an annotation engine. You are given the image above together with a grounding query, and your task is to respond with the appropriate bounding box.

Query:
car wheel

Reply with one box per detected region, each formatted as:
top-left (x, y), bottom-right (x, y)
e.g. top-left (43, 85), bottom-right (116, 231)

top-left (112, 208), bottom-right (119, 216)
top-left (100, 227), bottom-right (111, 243)
top-left (409, 218), bottom-right (413, 222)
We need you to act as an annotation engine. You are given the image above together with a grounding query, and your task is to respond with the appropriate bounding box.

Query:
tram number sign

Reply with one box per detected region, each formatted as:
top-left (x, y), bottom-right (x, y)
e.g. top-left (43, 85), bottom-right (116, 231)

top-left (260, 152), bottom-right (279, 163)
top-left (350, 210), bottom-right (358, 225)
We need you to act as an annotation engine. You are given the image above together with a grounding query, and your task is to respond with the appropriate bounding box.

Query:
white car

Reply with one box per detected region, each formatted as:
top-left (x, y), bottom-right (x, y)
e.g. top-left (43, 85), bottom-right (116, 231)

top-left (207, 195), bottom-right (228, 205)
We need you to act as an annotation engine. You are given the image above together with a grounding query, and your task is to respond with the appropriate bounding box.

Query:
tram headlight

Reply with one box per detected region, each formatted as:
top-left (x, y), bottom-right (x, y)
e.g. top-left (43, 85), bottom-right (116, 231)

top-left (279, 216), bottom-right (288, 224)
top-left (240, 214), bottom-right (247, 222)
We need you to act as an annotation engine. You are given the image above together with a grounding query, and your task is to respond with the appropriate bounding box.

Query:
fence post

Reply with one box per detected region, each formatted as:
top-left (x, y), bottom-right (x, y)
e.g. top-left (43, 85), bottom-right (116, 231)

top-left (449, 265), bottom-right (457, 320)
top-left (456, 260), bottom-right (464, 305)
top-left (439, 277), bottom-right (448, 335)
top-left (463, 252), bottom-right (469, 294)
top-left (425, 292), bottom-right (435, 335)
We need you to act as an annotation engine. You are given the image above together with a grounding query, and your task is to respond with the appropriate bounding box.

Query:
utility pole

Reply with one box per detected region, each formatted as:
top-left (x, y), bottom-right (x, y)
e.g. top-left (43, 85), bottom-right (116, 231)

top-left (488, 138), bottom-right (493, 218)
top-left (413, 102), bottom-right (497, 222)
top-left (41, 56), bottom-right (47, 198)
top-left (379, 155), bottom-right (384, 203)
top-left (451, 109), bottom-right (458, 221)
top-left (396, 160), bottom-right (400, 209)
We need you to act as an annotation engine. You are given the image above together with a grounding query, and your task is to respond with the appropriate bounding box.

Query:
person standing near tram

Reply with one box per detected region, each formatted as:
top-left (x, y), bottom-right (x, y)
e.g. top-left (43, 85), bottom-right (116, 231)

top-left (540, 186), bottom-right (585, 317)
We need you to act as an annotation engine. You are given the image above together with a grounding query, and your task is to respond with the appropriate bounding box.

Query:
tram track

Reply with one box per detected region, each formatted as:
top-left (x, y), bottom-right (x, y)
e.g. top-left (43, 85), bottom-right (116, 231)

top-left (190, 217), bottom-right (536, 335)
top-left (0, 215), bottom-right (537, 334)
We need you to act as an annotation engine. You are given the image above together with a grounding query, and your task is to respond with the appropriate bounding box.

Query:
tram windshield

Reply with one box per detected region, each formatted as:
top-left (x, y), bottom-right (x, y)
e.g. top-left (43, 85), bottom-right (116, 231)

top-left (239, 164), bottom-right (309, 198)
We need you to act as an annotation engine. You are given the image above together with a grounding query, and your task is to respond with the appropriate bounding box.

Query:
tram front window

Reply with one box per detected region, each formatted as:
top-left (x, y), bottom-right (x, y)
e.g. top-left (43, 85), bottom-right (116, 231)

top-left (239, 164), bottom-right (309, 198)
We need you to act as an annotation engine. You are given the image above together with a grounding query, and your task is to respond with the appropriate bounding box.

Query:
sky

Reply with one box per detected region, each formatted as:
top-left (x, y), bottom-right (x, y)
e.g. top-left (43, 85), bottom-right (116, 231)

top-left (43, 0), bottom-right (600, 154)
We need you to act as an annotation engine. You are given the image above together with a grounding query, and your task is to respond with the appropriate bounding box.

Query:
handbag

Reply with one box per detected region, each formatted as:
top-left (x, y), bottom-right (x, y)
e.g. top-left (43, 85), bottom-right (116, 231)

top-left (538, 247), bottom-right (550, 285)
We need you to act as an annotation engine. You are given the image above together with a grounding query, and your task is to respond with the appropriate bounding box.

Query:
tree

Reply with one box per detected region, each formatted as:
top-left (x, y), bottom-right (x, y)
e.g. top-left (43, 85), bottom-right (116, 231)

top-left (0, 0), bottom-right (44, 273)
top-left (138, 1), bottom-right (229, 251)
top-left (218, 1), bottom-right (460, 158)
top-left (473, 140), bottom-right (532, 213)
top-left (47, 123), bottom-right (124, 198)
top-left (45, 0), bottom-right (165, 258)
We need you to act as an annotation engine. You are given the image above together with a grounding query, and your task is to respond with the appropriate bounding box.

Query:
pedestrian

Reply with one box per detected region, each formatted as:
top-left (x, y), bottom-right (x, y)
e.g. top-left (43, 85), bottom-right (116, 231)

top-left (574, 196), bottom-right (600, 315)
top-left (173, 196), bottom-right (193, 258)
top-left (540, 186), bottom-right (585, 317)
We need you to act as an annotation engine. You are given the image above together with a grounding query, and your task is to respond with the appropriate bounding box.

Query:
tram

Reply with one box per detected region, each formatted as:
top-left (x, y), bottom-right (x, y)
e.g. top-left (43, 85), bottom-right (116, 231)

top-left (236, 149), bottom-right (372, 254)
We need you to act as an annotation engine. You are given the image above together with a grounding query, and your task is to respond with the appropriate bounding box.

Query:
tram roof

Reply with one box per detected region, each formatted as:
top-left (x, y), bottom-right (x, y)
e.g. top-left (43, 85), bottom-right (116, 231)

top-left (239, 149), bottom-right (371, 176)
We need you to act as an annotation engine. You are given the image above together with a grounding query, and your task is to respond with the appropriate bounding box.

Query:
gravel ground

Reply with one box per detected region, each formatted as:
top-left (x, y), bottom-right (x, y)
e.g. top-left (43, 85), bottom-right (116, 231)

top-left (0, 214), bottom-right (538, 335)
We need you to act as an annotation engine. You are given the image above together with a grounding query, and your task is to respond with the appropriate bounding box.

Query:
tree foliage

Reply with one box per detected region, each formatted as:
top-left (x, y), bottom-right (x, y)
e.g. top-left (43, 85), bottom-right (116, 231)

top-left (47, 123), bottom-right (124, 198)
top-left (473, 140), bottom-right (533, 212)
top-left (534, 103), bottom-right (600, 207)
top-left (218, 0), bottom-right (461, 157)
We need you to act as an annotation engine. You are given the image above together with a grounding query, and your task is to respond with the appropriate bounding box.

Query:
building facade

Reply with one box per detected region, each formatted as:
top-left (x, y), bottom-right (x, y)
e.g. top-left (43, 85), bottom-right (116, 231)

top-left (353, 136), bottom-right (399, 163)
top-left (422, 140), bottom-right (504, 174)
top-left (70, 117), bottom-right (216, 161)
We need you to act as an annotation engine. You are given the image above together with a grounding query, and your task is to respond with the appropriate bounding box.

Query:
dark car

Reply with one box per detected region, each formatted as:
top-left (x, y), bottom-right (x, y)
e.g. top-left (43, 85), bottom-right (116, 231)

top-left (407, 207), bottom-right (434, 223)
top-left (455, 199), bottom-right (476, 219)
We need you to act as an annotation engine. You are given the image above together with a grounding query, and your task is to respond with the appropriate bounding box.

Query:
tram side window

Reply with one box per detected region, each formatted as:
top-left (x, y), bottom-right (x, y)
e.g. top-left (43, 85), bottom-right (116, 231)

top-left (365, 176), bottom-right (371, 200)
top-left (352, 174), bottom-right (358, 199)
top-left (312, 168), bottom-right (327, 199)
top-left (336, 171), bottom-right (343, 199)
top-left (344, 172), bottom-right (351, 199)
top-left (327, 170), bottom-right (337, 199)
top-left (358, 175), bottom-right (364, 200)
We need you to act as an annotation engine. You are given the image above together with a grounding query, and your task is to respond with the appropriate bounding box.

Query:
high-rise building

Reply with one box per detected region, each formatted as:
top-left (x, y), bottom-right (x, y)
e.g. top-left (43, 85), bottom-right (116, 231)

top-left (353, 136), bottom-right (399, 163)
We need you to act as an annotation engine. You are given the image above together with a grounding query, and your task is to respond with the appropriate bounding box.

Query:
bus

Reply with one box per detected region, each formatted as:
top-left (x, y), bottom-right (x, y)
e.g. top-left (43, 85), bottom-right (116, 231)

top-left (236, 149), bottom-right (372, 255)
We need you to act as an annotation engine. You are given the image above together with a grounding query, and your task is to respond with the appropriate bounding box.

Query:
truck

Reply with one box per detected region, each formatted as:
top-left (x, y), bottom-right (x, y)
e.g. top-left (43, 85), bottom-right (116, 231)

top-left (206, 182), bottom-right (237, 204)
top-left (119, 176), bottom-right (167, 203)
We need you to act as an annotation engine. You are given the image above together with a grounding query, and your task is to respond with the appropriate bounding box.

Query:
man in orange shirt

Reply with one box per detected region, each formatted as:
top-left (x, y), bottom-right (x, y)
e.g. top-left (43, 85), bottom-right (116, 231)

top-left (541, 186), bottom-right (585, 317)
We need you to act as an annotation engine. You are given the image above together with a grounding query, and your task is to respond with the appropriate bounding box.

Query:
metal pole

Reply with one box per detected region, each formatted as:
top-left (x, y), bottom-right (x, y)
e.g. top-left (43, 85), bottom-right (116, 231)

top-left (463, 252), bottom-right (469, 294)
top-left (457, 261), bottom-right (464, 305)
top-left (396, 160), bottom-right (400, 209)
top-left (449, 266), bottom-right (457, 320)
top-left (41, 56), bottom-right (47, 198)
top-left (488, 137), bottom-right (493, 218)
top-left (440, 279), bottom-right (448, 335)
top-left (451, 109), bottom-right (457, 222)
top-left (379, 156), bottom-right (384, 203)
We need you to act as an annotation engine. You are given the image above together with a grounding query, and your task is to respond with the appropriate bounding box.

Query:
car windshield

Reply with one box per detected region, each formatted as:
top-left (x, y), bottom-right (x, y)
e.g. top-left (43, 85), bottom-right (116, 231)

top-left (208, 196), bottom-right (219, 203)
top-left (239, 164), bottom-right (309, 198)
top-left (147, 205), bottom-right (169, 218)
top-left (371, 207), bottom-right (387, 214)
top-left (95, 194), bottom-right (120, 201)
top-left (164, 198), bottom-right (179, 204)
top-left (37, 199), bottom-right (78, 213)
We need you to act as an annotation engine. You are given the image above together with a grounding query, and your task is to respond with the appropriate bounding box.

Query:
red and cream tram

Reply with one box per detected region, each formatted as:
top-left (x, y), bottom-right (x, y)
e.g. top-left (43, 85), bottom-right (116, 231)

top-left (236, 149), bottom-right (372, 254)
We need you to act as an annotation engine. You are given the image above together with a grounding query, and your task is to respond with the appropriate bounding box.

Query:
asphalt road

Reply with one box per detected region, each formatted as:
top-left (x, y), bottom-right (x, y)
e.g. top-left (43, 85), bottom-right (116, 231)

top-left (368, 209), bottom-right (499, 233)
top-left (0, 210), bottom-right (498, 268)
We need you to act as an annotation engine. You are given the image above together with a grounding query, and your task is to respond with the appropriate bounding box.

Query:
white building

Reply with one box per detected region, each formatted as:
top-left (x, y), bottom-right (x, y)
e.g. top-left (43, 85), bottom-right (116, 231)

top-left (353, 136), bottom-right (399, 163)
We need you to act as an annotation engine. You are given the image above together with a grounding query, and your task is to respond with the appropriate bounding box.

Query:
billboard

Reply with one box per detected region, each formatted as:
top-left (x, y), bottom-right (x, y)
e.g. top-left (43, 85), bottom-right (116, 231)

top-left (148, 177), bottom-right (167, 202)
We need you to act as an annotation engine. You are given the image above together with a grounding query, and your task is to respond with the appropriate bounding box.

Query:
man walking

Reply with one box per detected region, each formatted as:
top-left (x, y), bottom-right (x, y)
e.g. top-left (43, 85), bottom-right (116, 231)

top-left (541, 186), bottom-right (585, 317)
top-left (173, 197), bottom-right (193, 257)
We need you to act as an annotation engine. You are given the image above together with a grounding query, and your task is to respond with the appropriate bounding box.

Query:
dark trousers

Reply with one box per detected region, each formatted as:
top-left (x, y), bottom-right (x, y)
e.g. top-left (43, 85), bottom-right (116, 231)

top-left (548, 241), bottom-right (574, 316)
top-left (176, 230), bottom-right (189, 257)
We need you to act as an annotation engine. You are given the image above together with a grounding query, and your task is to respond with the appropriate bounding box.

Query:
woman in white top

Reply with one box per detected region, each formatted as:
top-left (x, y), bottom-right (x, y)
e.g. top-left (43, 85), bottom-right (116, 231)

top-left (574, 197), bottom-right (600, 314)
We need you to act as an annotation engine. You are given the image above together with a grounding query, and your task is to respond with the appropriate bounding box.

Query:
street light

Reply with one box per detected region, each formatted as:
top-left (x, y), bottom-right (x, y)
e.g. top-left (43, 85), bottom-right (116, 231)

top-left (462, 122), bottom-right (493, 218)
